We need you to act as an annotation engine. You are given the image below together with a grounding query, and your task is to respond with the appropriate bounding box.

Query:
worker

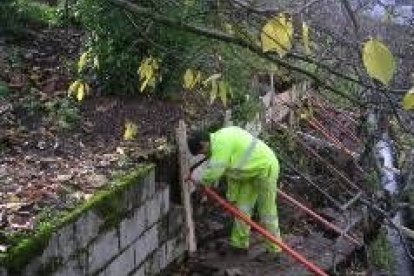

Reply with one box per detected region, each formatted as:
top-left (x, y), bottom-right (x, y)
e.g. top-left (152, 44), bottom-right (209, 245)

top-left (187, 126), bottom-right (281, 260)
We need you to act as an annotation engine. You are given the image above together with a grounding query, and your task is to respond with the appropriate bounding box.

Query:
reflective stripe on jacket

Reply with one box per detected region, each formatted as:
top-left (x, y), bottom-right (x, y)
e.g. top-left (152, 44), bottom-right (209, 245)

top-left (201, 126), bottom-right (279, 185)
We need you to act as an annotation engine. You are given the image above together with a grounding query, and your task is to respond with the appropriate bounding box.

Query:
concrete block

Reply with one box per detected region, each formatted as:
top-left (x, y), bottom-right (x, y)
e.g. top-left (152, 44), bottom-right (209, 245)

top-left (57, 223), bottom-right (76, 261)
top-left (99, 246), bottom-right (135, 276)
top-left (34, 229), bottom-right (61, 264)
top-left (130, 263), bottom-right (146, 276)
top-left (88, 229), bottom-right (120, 274)
top-left (124, 182), bottom-right (140, 211)
top-left (140, 169), bottom-right (156, 203)
top-left (0, 267), bottom-right (7, 276)
top-left (160, 186), bottom-right (170, 215)
top-left (146, 195), bottom-right (162, 228)
top-left (22, 256), bottom-right (42, 276)
top-left (156, 243), bottom-right (168, 271)
top-left (75, 211), bottom-right (104, 250)
top-left (157, 215), bottom-right (169, 244)
top-left (134, 225), bottom-right (158, 266)
top-left (120, 205), bottom-right (146, 248)
top-left (146, 187), bottom-right (170, 228)
top-left (55, 251), bottom-right (87, 276)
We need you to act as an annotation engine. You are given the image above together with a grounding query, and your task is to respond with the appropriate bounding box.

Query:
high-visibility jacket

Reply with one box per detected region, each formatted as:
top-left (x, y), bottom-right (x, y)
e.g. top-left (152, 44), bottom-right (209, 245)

top-left (201, 126), bottom-right (279, 186)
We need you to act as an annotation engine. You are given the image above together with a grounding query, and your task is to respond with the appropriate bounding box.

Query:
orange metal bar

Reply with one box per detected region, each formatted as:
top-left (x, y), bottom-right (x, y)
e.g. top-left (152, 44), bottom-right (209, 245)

top-left (278, 188), bottom-right (362, 246)
top-left (308, 118), bottom-right (354, 157)
top-left (197, 184), bottom-right (329, 276)
top-left (311, 98), bottom-right (361, 144)
top-left (307, 118), bottom-right (365, 174)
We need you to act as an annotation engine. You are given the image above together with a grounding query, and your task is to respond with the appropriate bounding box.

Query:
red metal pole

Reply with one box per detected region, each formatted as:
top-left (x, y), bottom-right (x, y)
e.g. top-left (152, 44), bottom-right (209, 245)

top-left (200, 185), bottom-right (329, 276)
top-left (278, 189), bottom-right (362, 246)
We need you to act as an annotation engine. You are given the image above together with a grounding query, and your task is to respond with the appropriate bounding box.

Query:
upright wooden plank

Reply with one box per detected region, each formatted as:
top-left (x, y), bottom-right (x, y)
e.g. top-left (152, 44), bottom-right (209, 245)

top-left (176, 120), bottom-right (197, 253)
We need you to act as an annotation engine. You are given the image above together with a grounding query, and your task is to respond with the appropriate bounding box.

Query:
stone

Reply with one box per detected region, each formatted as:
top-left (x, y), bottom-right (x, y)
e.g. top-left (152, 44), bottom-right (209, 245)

top-left (130, 264), bottom-right (146, 276)
top-left (146, 194), bottom-right (162, 228)
top-left (225, 268), bottom-right (243, 276)
top-left (88, 229), bottom-right (120, 274)
top-left (134, 225), bottom-right (159, 266)
top-left (75, 211), bottom-right (103, 250)
top-left (120, 206), bottom-right (146, 248)
top-left (56, 223), bottom-right (76, 261)
top-left (100, 246), bottom-right (135, 276)
top-left (55, 251), bottom-right (87, 276)
top-left (86, 174), bottom-right (108, 188)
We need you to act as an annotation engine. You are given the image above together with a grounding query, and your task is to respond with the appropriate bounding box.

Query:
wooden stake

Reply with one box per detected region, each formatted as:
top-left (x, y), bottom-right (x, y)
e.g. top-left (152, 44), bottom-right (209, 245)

top-left (176, 120), bottom-right (197, 253)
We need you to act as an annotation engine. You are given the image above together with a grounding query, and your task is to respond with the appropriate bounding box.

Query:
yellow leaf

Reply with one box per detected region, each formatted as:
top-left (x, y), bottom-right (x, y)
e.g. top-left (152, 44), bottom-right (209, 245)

top-left (261, 13), bottom-right (293, 57)
top-left (123, 121), bottom-right (138, 141)
top-left (362, 39), bottom-right (395, 85)
top-left (183, 69), bottom-right (194, 89)
top-left (78, 52), bottom-right (89, 73)
top-left (302, 22), bottom-right (311, 55)
top-left (138, 57), bottom-right (160, 92)
top-left (76, 83), bottom-right (85, 101)
top-left (194, 71), bottom-right (201, 86)
top-left (183, 69), bottom-right (202, 90)
top-left (402, 87), bottom-right (414, 110)
top-left (68, 80), bottom-right (80, 96)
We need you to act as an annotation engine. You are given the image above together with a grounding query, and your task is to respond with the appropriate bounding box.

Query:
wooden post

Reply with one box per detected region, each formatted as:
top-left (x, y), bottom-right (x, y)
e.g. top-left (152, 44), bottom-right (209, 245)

top-left (176, 120), bottom-right (197, 253)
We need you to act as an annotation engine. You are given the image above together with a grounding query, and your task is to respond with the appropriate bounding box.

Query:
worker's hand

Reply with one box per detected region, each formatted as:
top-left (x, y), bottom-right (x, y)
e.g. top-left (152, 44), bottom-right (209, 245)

top-left (185, 174), bottom-right (202, 192)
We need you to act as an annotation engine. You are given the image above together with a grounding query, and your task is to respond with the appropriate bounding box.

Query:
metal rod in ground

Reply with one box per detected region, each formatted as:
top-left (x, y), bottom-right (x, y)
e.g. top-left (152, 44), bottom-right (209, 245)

top-left (200, 185), bottom-right (329, 276)
top-left (278, 188), bottom-right (362, 247)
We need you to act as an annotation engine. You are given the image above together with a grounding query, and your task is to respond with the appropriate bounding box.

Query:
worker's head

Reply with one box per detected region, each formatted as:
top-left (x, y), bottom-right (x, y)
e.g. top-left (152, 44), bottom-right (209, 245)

top-left (187, 130), bottom-right (210, 156)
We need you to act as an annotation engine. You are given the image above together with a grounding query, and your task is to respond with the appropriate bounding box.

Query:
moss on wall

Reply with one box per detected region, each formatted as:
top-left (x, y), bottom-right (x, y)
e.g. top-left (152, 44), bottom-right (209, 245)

top-left (0, 164), bottom-right (154, 274)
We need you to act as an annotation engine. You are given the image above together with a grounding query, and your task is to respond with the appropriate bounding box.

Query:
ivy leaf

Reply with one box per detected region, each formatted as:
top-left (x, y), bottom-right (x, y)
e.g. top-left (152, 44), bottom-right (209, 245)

top-left (402, 87), bottom-right (414, 110)
top-left (78, 52), bottom-right (89, 73)
top-left (261, 13), bottom-right (293, 57)
top-left (302, 22), bottom-right (311, 55)
top-left (123, 121), bottom-right (138, 141)
top-left (362, 39), bottom-right (396, 85)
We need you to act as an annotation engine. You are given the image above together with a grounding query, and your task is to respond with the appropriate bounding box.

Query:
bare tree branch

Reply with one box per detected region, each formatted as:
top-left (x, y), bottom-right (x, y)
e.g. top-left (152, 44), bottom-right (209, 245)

top-left (109, 0), bottom-right (364, 106)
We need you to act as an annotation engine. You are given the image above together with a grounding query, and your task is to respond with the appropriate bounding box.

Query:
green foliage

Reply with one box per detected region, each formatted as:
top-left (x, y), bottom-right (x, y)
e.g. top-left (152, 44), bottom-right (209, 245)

top-left (0, 82), bottom-right (10, 99)
top-left (368, 228), bottom-right (395, 274)
top-left (74, 0), bottom-right (214, 95)
top-left (45, 98), bottom-right (81, 131)
top-left (0, 0), bottom-right (64, 33)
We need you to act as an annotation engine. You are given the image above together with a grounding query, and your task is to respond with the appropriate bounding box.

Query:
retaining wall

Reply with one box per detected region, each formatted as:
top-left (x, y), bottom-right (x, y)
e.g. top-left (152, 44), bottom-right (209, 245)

top-left (0, 165), bottom-right (186, 276)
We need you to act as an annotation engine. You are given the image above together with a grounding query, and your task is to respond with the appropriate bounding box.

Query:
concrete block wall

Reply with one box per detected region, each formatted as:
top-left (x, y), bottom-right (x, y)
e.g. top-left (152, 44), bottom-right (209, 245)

top-left (0, 166), bottom-right (187, 276)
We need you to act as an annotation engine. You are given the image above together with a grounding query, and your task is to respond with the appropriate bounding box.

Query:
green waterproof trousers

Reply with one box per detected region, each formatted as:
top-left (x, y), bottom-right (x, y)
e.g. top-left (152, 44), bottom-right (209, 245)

top-left (227, 162), bottom-right (281, 253)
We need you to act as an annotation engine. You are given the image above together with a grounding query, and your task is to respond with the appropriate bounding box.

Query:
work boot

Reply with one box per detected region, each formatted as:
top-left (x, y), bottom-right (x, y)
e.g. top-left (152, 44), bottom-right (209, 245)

top-left (228, 246), bottom-right (248, 256)
top-left (216, 240), bottom-right (248, 256)
top-left (254, 251), bottom-right (280, 263)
